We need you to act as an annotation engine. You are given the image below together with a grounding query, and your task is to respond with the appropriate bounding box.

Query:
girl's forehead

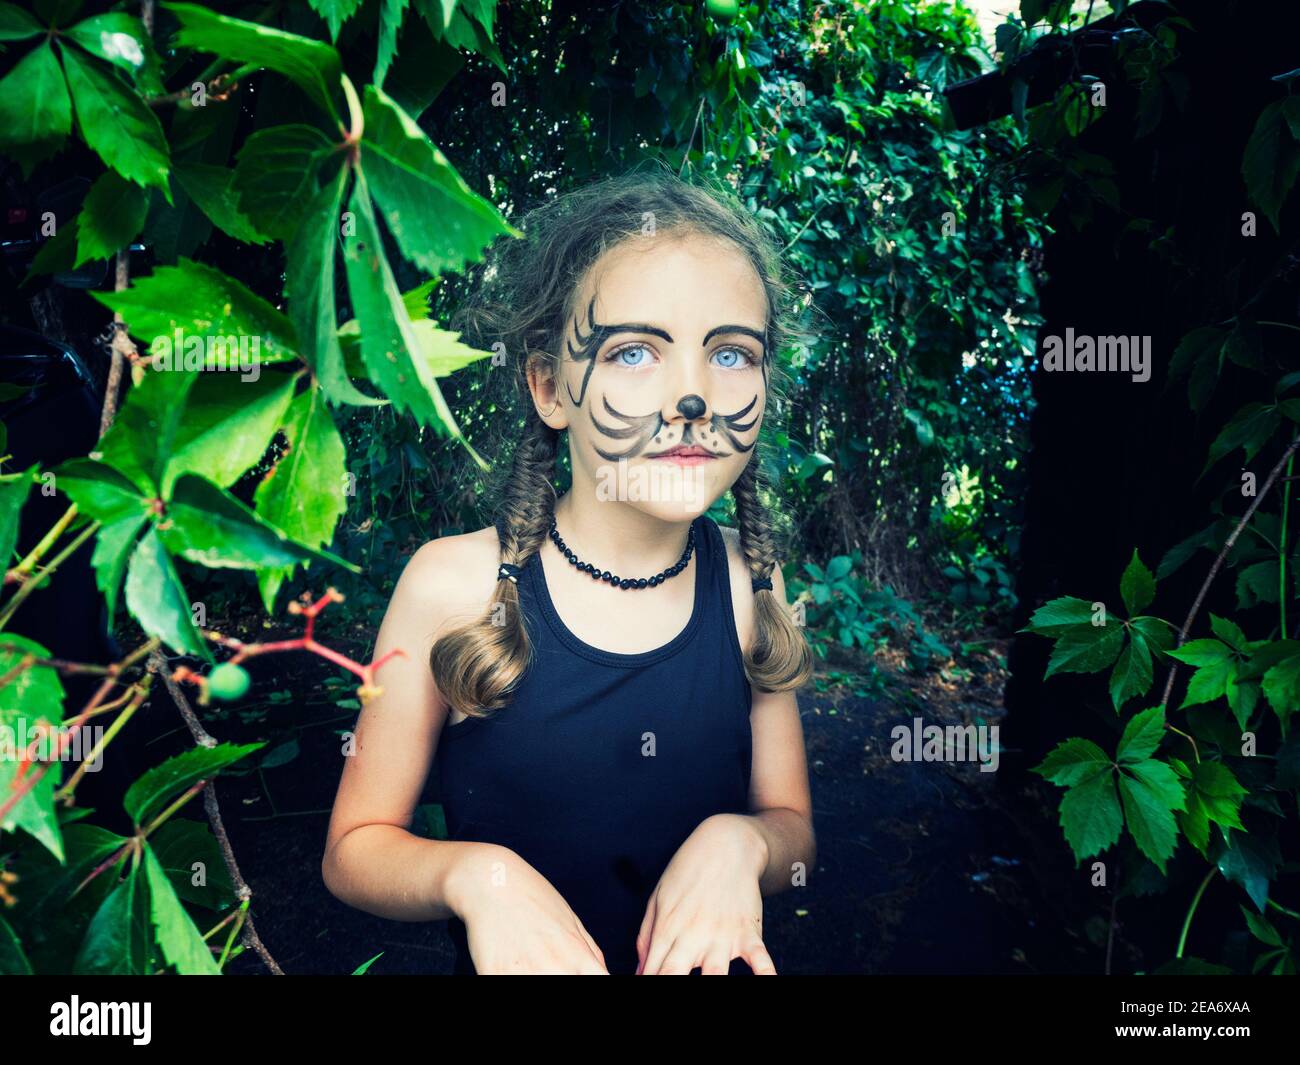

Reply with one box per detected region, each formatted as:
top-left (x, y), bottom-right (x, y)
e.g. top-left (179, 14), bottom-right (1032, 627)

top-left (570, 235), bottom-right (768, 328)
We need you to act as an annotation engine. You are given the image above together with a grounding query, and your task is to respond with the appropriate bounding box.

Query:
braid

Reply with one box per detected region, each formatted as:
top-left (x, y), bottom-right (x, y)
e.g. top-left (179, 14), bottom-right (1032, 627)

top-left (429, 410), bottom-right (559, 718)
top-left (731, 455), bottom-right (814, 692)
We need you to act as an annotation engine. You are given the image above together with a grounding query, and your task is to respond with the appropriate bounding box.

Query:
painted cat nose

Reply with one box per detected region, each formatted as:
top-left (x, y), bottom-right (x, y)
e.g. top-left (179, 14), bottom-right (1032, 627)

top-left (676, 394), bottom-right (707, 419)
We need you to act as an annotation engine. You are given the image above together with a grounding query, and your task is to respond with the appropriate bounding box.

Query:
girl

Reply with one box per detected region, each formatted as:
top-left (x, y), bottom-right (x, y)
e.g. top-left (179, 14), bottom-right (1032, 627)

top-left (322, 166), bottom-right (816, 975)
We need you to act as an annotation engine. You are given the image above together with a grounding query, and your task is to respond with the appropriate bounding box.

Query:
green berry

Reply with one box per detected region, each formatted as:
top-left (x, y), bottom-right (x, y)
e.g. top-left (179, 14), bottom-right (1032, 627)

top-left (207, 662), bottom-right (251, 702)
top-left (706, 0), bottom-right (740, 22)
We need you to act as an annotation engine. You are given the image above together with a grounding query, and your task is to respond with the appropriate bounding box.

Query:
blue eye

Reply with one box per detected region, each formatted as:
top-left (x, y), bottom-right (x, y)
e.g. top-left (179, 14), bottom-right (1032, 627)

top-left (711, 347), bottom-right (754, 369)
top-left (608, 344), bottom-right (653, 367)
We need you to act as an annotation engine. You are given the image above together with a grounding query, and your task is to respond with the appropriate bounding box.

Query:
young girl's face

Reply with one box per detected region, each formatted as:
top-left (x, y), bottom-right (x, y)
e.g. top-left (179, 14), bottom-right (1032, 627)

top-left (535, 229), bottom-right (769, 521)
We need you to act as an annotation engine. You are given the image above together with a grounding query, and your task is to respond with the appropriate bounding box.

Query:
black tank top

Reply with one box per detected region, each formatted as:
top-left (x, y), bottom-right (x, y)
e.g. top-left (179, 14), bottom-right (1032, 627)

top-left (434, 513), bottom-right (754, 974)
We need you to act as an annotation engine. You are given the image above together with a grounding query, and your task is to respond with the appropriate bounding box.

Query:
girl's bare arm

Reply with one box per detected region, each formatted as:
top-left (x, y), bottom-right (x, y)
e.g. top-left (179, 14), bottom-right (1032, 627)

top-left (320, 533), bottom-right (505, 922)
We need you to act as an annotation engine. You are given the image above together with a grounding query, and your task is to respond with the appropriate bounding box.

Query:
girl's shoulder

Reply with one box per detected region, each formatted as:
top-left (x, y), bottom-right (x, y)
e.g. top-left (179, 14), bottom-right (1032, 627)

top-left (396, 524), bottom-right (502, 636)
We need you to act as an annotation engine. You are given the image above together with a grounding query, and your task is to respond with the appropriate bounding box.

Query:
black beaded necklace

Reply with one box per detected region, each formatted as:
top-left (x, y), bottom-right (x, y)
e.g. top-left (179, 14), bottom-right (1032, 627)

top-left (548, 516), bottom-right (694, 590)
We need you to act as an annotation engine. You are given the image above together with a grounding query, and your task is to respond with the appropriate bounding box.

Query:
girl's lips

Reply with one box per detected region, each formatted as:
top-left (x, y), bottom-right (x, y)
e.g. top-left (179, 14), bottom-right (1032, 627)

top-left (648, 448), bottom-right (719, 466)
top-left (649, 454), bottom-right (717, 466)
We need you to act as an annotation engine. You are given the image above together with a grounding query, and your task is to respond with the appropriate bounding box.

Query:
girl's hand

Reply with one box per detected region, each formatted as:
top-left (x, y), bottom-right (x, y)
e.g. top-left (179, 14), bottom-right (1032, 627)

top-left (635, 814), bottom-right (777, 975)
top-left (452, 846), bottom-right (609, 974)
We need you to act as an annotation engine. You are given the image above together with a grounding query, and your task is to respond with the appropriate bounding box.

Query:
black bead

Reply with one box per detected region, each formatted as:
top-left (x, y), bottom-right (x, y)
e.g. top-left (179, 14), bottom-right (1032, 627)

top-left (637, 578), bottom-right (647, 588)
top-left (601, 571), bottom-right (611, 581)
top-left (617, 578), bottom-right (629, 588)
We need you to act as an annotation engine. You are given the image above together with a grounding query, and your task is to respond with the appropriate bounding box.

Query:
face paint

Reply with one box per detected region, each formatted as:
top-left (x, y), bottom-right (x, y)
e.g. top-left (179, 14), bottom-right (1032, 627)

top-left (561, 293), bottom-right (766, 461)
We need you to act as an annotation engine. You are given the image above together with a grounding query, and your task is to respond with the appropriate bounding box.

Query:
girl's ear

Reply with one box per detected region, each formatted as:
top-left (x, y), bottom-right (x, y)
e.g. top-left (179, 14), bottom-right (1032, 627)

top-left (526, 351), bottom-right (569, 430)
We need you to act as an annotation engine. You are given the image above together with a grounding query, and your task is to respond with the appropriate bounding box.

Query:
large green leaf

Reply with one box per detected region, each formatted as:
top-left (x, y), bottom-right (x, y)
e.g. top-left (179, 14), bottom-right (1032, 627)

top-left (158, 473), bottom-right (356, 574)
top-left (0, 42), bottom-right (71, 174)
top-left (1116, 706), bottom-right (1165, 765)
top-left (285, 164), bottom-right (384, 408)
top-left (173, 162), bottom-right (270, 245)
top-left (123, 526), bottom-right (210, 659)
top-left (1118, 549), bottom-right (1155, 615)
top-left (60, 45), bottom-right (169, 193)
top-left (142, 843), bottom-right (221, 974)
top-left (1032, 737), bottom-right (1111, 788)
top-left (1058, 770), bottom-right (1122, 861)
top-left (164, 1), bottom-right (343, 119)
top-left (1044, 621), bottom-right (1125, 678)
top-left (1242, 97), bottom-right (1300, 233)
top-left (149, 817), bottom-right (237, 911)
top-left (230, 124), bottom-right (333, 242)
top-left (65, 11), bottom-right (166, 94)
top-left (1118, 759), bottom-right (1185, 875)
top-left (254, 385), bottom-right (348, 611)
top-left (342, 171), bottom-right (471, 438)
top-left (162, 371), bottom-right (298, 494)
top-left (0, 3), bottom-right (43, 40)
top-left (93, 258), bottom-right (299, 371)
top-left (360, 84), bottom-right (515, 275)
top-left (94, 368), bottom-right (199, 494)
top-left (1109, 627), bottom-right (1154, 711)
top-left (124, 741), bottom-right (264, 827)
top-left (0, 634), bottom-right (66, 862)
top-left (74, 170), bottom-right (150, 266)
top-left (1019, 595), bottom-right (1097, 636)
top-left (72, 857), bottom-right (155, 974)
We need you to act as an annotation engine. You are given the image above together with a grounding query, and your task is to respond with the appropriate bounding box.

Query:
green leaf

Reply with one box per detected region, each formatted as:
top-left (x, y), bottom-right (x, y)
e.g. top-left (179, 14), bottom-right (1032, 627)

top-left (148, 818), bottom-right (237, 911)
top-left (1118, 760), bottom-right (1185, 874)
top-left (0, 42), bottom-right (72, 174)
top-left (230, 124), bottom-right (333, 242)
top-left (352, 951), bottom-right (384, 974)
top-left (1020, 596), bottom-right (1098, 636)
top-left (341, 170), bottom-right (470, 438)
top-left (1209, 614), bottom-right (1250, 652)
top-left (1236, 559), bottom-right (1279, 608)
top-left (162, 371), bottom-right (298, 494)
top-left (124, 741), bottom-right (264, 827)
top-left (1166, 638), bottom-right (1232, 667)
top-left (72, 859), bottom-right (154, 974)
top-left (93, 258), bottom-right (299, 371)
top-left (1109, 629), bottom-right (1154, 711)
top-left (1045, 621), bottom-right (1125, 678)
top-left (308, 0), bottom-right (363, 40)
top-left (158, 472), bottom-right (355, 573)
top-left (360, 83), bottom-right (516, 275)
top-left (74, 170), bottom-right (149, 266)
top-left (60, 46), bottom-right (170, 194)
top-left (1261, 651), bottom-right (1300, 727)
top-left (1119, 549), bottom-right (1155, 615)
top-left (1032, 737), bottom-right (1112, 787)
top-left (142, 843), bottom-right (221, 974)
top-left (1242, 98), bottom-right (1300, 232)
top-left (375, 0), bottom-right (409, 86)
top-left (66, 12), bottom-right (165, 94)
top-left (1205, 402), bottom-right (1282, 471)
top-left (1058, 770), bottom-right (1123, 861)
top-left (123, 526), bottom-right (210, 659)
top-left (0, 466), bottom-right (35, 567)
top-left (1182, 656), bottom-right (1236, 709)
top-left (1217, 829), bottom-right (1281, 913)
top-left (94, 368), bottom-right (200, 494)
top-left (254, 384), bottom-right (348, 612)
top-left (285, 164), bottom-right (383, 408)
top-left (1116, 706), bottom-right (1165, 765)
top-left (164, 1), bottom-right (343, 119)
top-left (1177, 761), bottom-right (1246, 856)
top-left (0, 634), bottom-right (66, 862)
top-left (0, 3), bottom-right (44, 40)
top-left (173, 162), bottom-right (270, 245)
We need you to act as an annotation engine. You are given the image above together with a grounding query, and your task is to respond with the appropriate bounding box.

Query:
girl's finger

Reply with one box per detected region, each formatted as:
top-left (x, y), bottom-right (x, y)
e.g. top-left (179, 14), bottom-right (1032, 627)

top-left (699, 946), bottom-right (733, 975)
top-left (741, 940), bottom-right (778, 975)
top-left (640, 926), bottom-right (680, 976)
top-left (657, 938), bottom-right (701, 976)
top-left (634, 892), bottom-right (658, 975)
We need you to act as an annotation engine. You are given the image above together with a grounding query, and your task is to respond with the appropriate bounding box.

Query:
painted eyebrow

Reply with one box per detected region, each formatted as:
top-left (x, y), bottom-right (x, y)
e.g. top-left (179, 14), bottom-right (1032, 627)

top-left (600, 324), bottom-right (674, 344)
top-left (703, 325), bottom-right (767, 351)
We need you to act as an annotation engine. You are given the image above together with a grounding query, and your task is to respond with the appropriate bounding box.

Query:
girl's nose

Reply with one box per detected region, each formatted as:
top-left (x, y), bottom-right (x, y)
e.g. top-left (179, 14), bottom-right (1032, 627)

top-left (676, 394), bottom-right (707, 420)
